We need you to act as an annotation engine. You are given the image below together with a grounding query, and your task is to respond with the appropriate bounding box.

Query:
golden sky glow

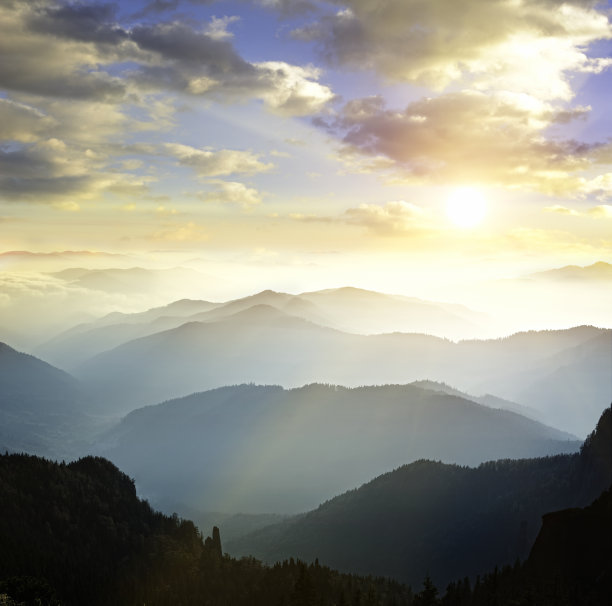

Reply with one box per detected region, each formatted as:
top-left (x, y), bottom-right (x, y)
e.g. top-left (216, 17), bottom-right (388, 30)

top-left (0, 0), bottom-right (611, 343)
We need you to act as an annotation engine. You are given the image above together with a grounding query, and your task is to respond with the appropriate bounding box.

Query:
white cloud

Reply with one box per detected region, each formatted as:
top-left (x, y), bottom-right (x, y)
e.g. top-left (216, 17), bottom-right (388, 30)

top-left (544, 205), bottom-right (581, 216)
top-left (199, 181), bottom-right (263, 207)
top-left (165, 143), bottom-right (274, 176)
top-left (291, 200), bottom-right (430, 235)
top-left (294, 0), bottom-right (612, 101)
top-left (544, 203), bottom-right (612, 218)
top-left (254, 61), bottom-right (335, 116)
top-left (326, 90), bottom-right (604, 193)
top-left (342, 200), bottom-right (428, 234)
top-left (588, 205), bottom-right (612, 218)
top-left (204, 15), bottom-right (240, 40)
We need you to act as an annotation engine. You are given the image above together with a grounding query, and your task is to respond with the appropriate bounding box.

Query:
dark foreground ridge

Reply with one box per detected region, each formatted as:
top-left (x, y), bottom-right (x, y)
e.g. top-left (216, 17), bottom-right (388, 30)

top-left (0, 453), bottom-right (411, 606)
top-left (440, 487), bottom-right (611, 606)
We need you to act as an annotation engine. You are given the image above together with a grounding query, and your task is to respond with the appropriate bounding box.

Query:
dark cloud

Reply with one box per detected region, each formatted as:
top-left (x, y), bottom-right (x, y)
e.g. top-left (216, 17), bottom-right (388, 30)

top-left (28, 2), bottom-right (128, 45)
top-left (0, 64), bottom-right (127, 101)
top-left (130, 21), bottom-right (253, 75)
top-left (0, 142), bottom-right (93, 200)
top-left (0, 174), bottom-right (93, 199)
top-left (133, 0), bottom-right (220, 19)
top-left (0, 1), bottom-right (332, 112)
top-left (132, 0), bottom-right (181, 18)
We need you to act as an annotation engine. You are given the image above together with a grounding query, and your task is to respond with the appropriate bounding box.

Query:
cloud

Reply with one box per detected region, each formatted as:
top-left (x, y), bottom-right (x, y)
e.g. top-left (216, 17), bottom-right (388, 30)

top-left (342, 200), bottom-right (428, 234)
top-left (0, 138), bottom-right (151, 202)
top-left (544, 203), bottom-right (612, 218)
top-left (588, 205), bottom-right (612, 218)
top-left (544, 205), bottom-right (581, 216)
top-left (151, 221), bottom-right (208, 242)
top-left (165, 143), bottom-right (273, 176)
top-left (323, 90), bottom-right (604, 192)
top-left (0, 1), bottom-right (128, 101)
top-left (0, 1), bottom-right (334, 117)
top-left (0, 1), bottom-right (336, 205)
top-left (52, 201), bottom-right (81, 212)
top-left (199, 181), bottom-right (263, 207)
top-left (205, 15), bottom-right (241, 40)
top-left (131, 0), bottom-right (181, 18)
top-left (253, 61), bottom-right (335, 115)
top-left (292, 200), bottom-right (430, 235)
top-left (28, 2), bottom-right (128, 46)
top-left (0, 99), bottom-right (56, 142)
top-left (128, 23), bottom-right (334, 114)
top-left (292, 0), bottom-right (612, 99)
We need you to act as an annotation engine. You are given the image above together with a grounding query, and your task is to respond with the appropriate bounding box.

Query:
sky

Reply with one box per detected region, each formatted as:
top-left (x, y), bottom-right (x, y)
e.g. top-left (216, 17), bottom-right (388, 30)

top-left (1, 0), bottom-right (612, 341)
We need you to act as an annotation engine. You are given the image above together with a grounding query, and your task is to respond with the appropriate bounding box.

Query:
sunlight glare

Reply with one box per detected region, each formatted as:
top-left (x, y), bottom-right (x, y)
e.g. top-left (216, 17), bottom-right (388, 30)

top-left (446, 187), bottom-right (487, 228)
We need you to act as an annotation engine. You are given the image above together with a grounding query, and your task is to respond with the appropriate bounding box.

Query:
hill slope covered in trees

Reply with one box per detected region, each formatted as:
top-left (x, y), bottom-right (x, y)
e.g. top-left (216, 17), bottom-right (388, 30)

top-left (0, 453), bottom-right (412, 606)
top-left (228, 407), bottom-right (611, 588)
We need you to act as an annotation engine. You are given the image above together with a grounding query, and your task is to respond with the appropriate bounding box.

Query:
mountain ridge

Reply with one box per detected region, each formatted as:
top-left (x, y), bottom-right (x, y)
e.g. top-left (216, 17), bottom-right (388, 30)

top-left (97, 382), bottom-right (582, 514)
top-left (227, 407), bottom-right (611, 588)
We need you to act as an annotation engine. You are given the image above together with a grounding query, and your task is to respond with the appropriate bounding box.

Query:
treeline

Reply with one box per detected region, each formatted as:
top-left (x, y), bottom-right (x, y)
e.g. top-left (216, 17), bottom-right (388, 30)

top-left (439, 488), bottom-right (611, 606)
top-left (0, 453), bottom-right (412, 606)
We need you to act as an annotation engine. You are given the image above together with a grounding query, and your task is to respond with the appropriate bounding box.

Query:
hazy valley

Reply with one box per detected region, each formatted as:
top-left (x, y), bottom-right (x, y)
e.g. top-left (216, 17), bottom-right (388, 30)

top-left (0, 277), bottom-right (610, 605)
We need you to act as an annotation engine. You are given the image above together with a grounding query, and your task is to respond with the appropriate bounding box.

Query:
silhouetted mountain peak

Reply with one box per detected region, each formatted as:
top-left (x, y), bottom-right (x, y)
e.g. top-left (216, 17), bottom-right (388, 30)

top-left (578, 406), bottom-right (612, 493)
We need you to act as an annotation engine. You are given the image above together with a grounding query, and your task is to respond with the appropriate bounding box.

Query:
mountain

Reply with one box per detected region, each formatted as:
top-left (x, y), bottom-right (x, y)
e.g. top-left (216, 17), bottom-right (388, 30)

top-left (227, 407), bottom-right (611, 589)
top-left (0, 342), bottom-right (99, 459)
top-left (298, 286), bottom-right (487, 335)
top-left (410, 380), bottom-right (545, 422)
top-left (37, 286), bottom-right (489, 370)
top-left (74, 310), bottom-right (610, 435)
top-left (35, 288), bottom-right (488, 370)
top-left (441, 486), bottom-right (612, 606)
top-left (97, 383), bottom-right (580, 514)
top-left (523, 487), bottom-right (611, 604)
top-left (516, 331), bottom-right (612, 436)
top-left (527, 261), bottom-right (612, 282)
top-left (75, 305), bottom-right (369, 411)
top-left (0, 453), bottom-right (412, 606)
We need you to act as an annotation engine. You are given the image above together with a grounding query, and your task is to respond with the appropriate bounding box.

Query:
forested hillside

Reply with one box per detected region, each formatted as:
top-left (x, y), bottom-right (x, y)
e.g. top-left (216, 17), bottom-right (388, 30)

top-left (441, 488), bottom-right (611, 606)
top-left (228, 407), bottom-right (611, 588)
top-left (0, 453), bottom-right (412, 606)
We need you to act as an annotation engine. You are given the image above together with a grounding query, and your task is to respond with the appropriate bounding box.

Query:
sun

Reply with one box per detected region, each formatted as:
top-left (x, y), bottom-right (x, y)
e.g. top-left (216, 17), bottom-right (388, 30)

top-left (446, 187), bottom-right (487, 228)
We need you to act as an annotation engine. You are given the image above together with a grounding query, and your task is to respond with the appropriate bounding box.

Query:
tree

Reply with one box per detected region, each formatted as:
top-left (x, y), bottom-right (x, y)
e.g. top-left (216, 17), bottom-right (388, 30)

top-left (414, 574), bottom-right (439, 606)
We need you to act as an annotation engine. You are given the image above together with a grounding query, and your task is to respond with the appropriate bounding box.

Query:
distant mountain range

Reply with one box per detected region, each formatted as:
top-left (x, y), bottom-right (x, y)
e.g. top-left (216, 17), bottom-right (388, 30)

top-left (67, 306), bottom-right (609, 435)
top-left (35, 286), bottom-right (489, 370)
top-left (97, 383), bottom-right (580, 514)
top-left (526, 261), bottom-right (612, 282)
top-left (227, 407), bottom-right (611, 588)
